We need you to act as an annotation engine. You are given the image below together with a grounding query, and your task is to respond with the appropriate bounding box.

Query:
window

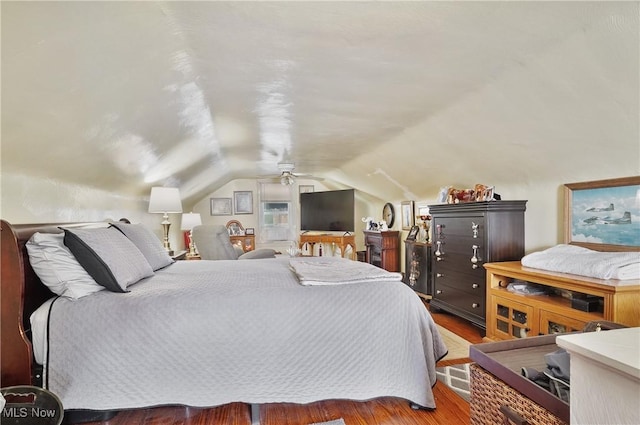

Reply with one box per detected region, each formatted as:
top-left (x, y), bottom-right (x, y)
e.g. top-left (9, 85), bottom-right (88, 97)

top-left (258, 182), bottom-right (297, 242)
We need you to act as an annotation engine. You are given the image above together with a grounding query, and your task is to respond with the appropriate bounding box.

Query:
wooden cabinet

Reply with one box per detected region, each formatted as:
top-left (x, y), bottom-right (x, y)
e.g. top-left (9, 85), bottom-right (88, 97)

top-left (429, 201), bottom-right (527, 329)
top-left (226, 220), bottom-right (255, 253)
top-left (299, 234), bottom-right (356, 259)
top-left (364, 230), bottom-right (399, 272)
top-left (230, 234), bottom-right (255, 252)
top-left (404, 240), bottom-right (431, 298)
top-left (485, 261), bottom-right (640, 341)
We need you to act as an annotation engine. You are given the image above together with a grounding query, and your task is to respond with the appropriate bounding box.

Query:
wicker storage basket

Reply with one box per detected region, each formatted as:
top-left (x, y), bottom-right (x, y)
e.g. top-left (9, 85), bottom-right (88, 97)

top-left (470, 363), bottom-right (567, 425)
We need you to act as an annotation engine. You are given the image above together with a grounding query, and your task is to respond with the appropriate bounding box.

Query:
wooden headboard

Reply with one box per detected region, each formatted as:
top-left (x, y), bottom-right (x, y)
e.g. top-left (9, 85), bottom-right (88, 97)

top-left (0, 219), bottom-right (112, 387)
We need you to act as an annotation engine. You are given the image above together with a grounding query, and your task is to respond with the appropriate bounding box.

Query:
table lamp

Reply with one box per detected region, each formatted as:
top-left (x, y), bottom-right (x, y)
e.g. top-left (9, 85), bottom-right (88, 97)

top-left (148, 187), bottom-right (183, 255)
top-left (181, 212), bottom-right (202, 256)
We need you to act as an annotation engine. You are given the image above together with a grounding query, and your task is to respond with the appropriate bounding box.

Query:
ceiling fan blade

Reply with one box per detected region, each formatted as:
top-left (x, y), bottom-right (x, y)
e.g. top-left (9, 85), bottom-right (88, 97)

top-left (255, 161), bottom-right (324, 182)
top-left (294, 174), bottom-right (324, 181)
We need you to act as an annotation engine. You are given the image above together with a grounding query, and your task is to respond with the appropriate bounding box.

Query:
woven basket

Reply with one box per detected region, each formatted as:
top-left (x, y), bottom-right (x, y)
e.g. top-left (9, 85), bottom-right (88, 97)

top-left (470, 363), bottom-right (567, 425)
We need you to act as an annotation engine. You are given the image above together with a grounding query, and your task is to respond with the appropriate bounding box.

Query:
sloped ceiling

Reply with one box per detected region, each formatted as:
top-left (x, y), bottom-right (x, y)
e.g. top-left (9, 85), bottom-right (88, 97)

top-left (2, 1), bottom-right (638, 206)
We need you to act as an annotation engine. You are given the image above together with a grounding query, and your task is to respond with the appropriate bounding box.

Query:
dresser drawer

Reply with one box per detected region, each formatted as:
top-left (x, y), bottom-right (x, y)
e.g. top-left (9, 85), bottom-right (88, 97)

top-left (434, 235), bottom-right (485, 256)
top-left (433, 251), bottom-right (485, 275)
top-left (433, 283), bottom-right (486, 319)
top-left (433, 216), bottom-right (485, 241)
top-left (433, 268), bottom-right (485, 296)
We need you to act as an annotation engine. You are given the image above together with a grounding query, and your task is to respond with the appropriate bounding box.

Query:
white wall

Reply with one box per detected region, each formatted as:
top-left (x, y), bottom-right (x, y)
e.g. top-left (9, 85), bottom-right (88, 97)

top-left (0, 172), bottom-right (188, 252)
top-left (2, 171), bottom-right (634, 262)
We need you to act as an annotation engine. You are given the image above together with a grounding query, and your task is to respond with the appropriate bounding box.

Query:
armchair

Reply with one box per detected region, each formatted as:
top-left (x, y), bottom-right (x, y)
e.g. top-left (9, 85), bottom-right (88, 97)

top-left (191, 225), bottom-right (276, 260)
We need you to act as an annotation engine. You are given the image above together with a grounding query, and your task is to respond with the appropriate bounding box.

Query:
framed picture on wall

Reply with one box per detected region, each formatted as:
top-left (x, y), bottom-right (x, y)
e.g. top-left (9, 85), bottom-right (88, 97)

top-left (234, 191), bottom-right (253, 214)
top-left (401, 200), bottom-right (415, 230)
top-left (564, 176), bottom-right (640, 251)
top-left (210, 198), bottom-right (232, 216)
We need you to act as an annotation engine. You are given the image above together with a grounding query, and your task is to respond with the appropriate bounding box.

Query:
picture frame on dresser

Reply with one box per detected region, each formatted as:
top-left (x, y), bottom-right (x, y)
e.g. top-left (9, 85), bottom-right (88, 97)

top-left (406, 225), bottom-right (419, 241)
top-left (210, 197), bottom-right (232, 216)
top-left (226, 219), bottom-right (244, 236)
top-left (564, 175), bottom-right (640, 251)
top-left (401, 200), bottom-right (414, 230)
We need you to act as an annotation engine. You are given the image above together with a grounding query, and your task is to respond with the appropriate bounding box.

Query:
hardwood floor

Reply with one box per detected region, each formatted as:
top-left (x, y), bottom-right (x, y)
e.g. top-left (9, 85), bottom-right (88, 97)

top-left (73, 303), bottom-right (482, 425)
top-left (429, 302), bottom-right (485, 367)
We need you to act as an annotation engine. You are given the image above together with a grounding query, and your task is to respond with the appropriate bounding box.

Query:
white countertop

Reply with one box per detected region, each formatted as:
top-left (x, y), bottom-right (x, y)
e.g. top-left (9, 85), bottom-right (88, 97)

top-left (556, 327), bottom-right (640, 379)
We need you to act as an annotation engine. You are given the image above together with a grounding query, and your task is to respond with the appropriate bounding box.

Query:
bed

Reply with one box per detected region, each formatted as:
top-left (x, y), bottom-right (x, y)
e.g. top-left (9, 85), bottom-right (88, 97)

top-left (0, 219), bottom-right (448, 421)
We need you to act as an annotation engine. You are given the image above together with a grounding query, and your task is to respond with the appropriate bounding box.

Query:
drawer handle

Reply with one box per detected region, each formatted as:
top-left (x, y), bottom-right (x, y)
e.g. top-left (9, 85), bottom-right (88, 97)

top-left (436, 273), bottom-right (444, 278)
top-left (436, 257), bottom-right (443, 262)
top-left (472, 283), bottom-right (479, 289)
top-left (436, 289), bottom-right (443, 295)
top-left (499, 405), bottom-right (529, 425)
top-left (471, 222), bottom-right (479, 238)
top-left (471, 303), bottom-right (480, 308)
top-left (435, 240), bottom-right (443, 257)
top-left (471, 244), bottom-right (481, 265)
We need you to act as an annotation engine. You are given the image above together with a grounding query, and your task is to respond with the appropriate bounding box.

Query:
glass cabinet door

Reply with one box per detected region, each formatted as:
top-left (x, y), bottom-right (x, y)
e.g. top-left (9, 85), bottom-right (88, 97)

top-left (493, 296), bottom-right (535, 339)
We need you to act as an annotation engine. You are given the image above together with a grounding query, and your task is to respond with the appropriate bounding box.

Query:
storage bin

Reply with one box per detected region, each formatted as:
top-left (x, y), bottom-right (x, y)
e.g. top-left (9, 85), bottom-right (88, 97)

top-left (469, 334), bottom-right (569, 424)
top-left (470, 363), bottom-right (566, 425)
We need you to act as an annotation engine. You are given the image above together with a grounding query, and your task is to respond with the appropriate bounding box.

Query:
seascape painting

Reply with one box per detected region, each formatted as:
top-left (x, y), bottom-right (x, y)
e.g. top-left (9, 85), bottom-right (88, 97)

top-left (570, 183), bottom-right (640, 247)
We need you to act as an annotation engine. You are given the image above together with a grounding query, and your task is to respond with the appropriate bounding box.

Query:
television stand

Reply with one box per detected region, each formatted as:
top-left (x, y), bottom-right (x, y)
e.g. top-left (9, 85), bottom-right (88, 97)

top-left (299, 233), bottom-right (356, 260)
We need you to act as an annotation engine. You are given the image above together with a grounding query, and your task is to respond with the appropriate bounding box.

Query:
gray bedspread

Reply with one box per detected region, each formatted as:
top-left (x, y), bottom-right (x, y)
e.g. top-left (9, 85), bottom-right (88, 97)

top-left (44, 257), bottom-right (447, 411)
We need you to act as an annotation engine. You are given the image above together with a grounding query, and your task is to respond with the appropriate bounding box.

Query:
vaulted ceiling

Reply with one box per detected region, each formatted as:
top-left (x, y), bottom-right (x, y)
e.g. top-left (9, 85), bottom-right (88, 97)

top-left (2, 1), bottom-right (638, 206)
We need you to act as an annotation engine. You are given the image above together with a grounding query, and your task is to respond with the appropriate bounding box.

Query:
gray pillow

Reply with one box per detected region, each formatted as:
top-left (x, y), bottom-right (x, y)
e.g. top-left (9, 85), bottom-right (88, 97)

top-left (110, 222), bottom-right (174, 271)
top-left (63, 227), bottom-right (154, 293)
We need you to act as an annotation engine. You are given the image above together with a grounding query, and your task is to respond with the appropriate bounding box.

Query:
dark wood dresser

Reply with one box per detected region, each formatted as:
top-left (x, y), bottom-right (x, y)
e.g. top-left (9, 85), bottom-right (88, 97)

top-left (429, 201), bottom-right (527, 330)
top-left (403, 240), bottom-right (432, 298)
top-left (364, 230), bottom-right (400, 272)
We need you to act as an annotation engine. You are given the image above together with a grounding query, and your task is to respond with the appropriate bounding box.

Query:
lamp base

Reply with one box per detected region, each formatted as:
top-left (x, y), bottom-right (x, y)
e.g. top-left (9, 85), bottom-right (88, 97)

top-left (161, 217), bottom-right (174, 256)
top-left (188, 231), bottom-right (198, 256)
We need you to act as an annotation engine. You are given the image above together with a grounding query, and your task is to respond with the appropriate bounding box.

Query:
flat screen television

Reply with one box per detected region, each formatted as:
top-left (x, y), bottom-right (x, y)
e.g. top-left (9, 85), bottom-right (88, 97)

top-left (300, 189), bottom-right (355, 232)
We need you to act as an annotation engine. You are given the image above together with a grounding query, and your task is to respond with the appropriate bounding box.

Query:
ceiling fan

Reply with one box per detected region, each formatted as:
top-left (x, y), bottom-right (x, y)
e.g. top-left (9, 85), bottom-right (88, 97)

top-left (261, 161), bottom-right (320, 185)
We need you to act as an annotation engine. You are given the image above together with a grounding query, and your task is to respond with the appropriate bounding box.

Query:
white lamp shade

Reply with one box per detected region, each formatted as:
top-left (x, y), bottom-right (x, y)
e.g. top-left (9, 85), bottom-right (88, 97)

top-left (181, 212), bottom-right (202, 230)
top-left (148, 187), bottom-right (183, 213)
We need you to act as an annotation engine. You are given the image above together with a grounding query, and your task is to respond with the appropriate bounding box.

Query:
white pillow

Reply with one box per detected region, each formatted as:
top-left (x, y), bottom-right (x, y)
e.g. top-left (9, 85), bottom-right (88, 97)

top-left (26, 232), bottom-right (104, 299)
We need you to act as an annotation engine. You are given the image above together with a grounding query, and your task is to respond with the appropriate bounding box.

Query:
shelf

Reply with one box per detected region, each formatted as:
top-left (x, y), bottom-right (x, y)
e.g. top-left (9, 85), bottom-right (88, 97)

top-left (491, 286), bottom-right (605, 322)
